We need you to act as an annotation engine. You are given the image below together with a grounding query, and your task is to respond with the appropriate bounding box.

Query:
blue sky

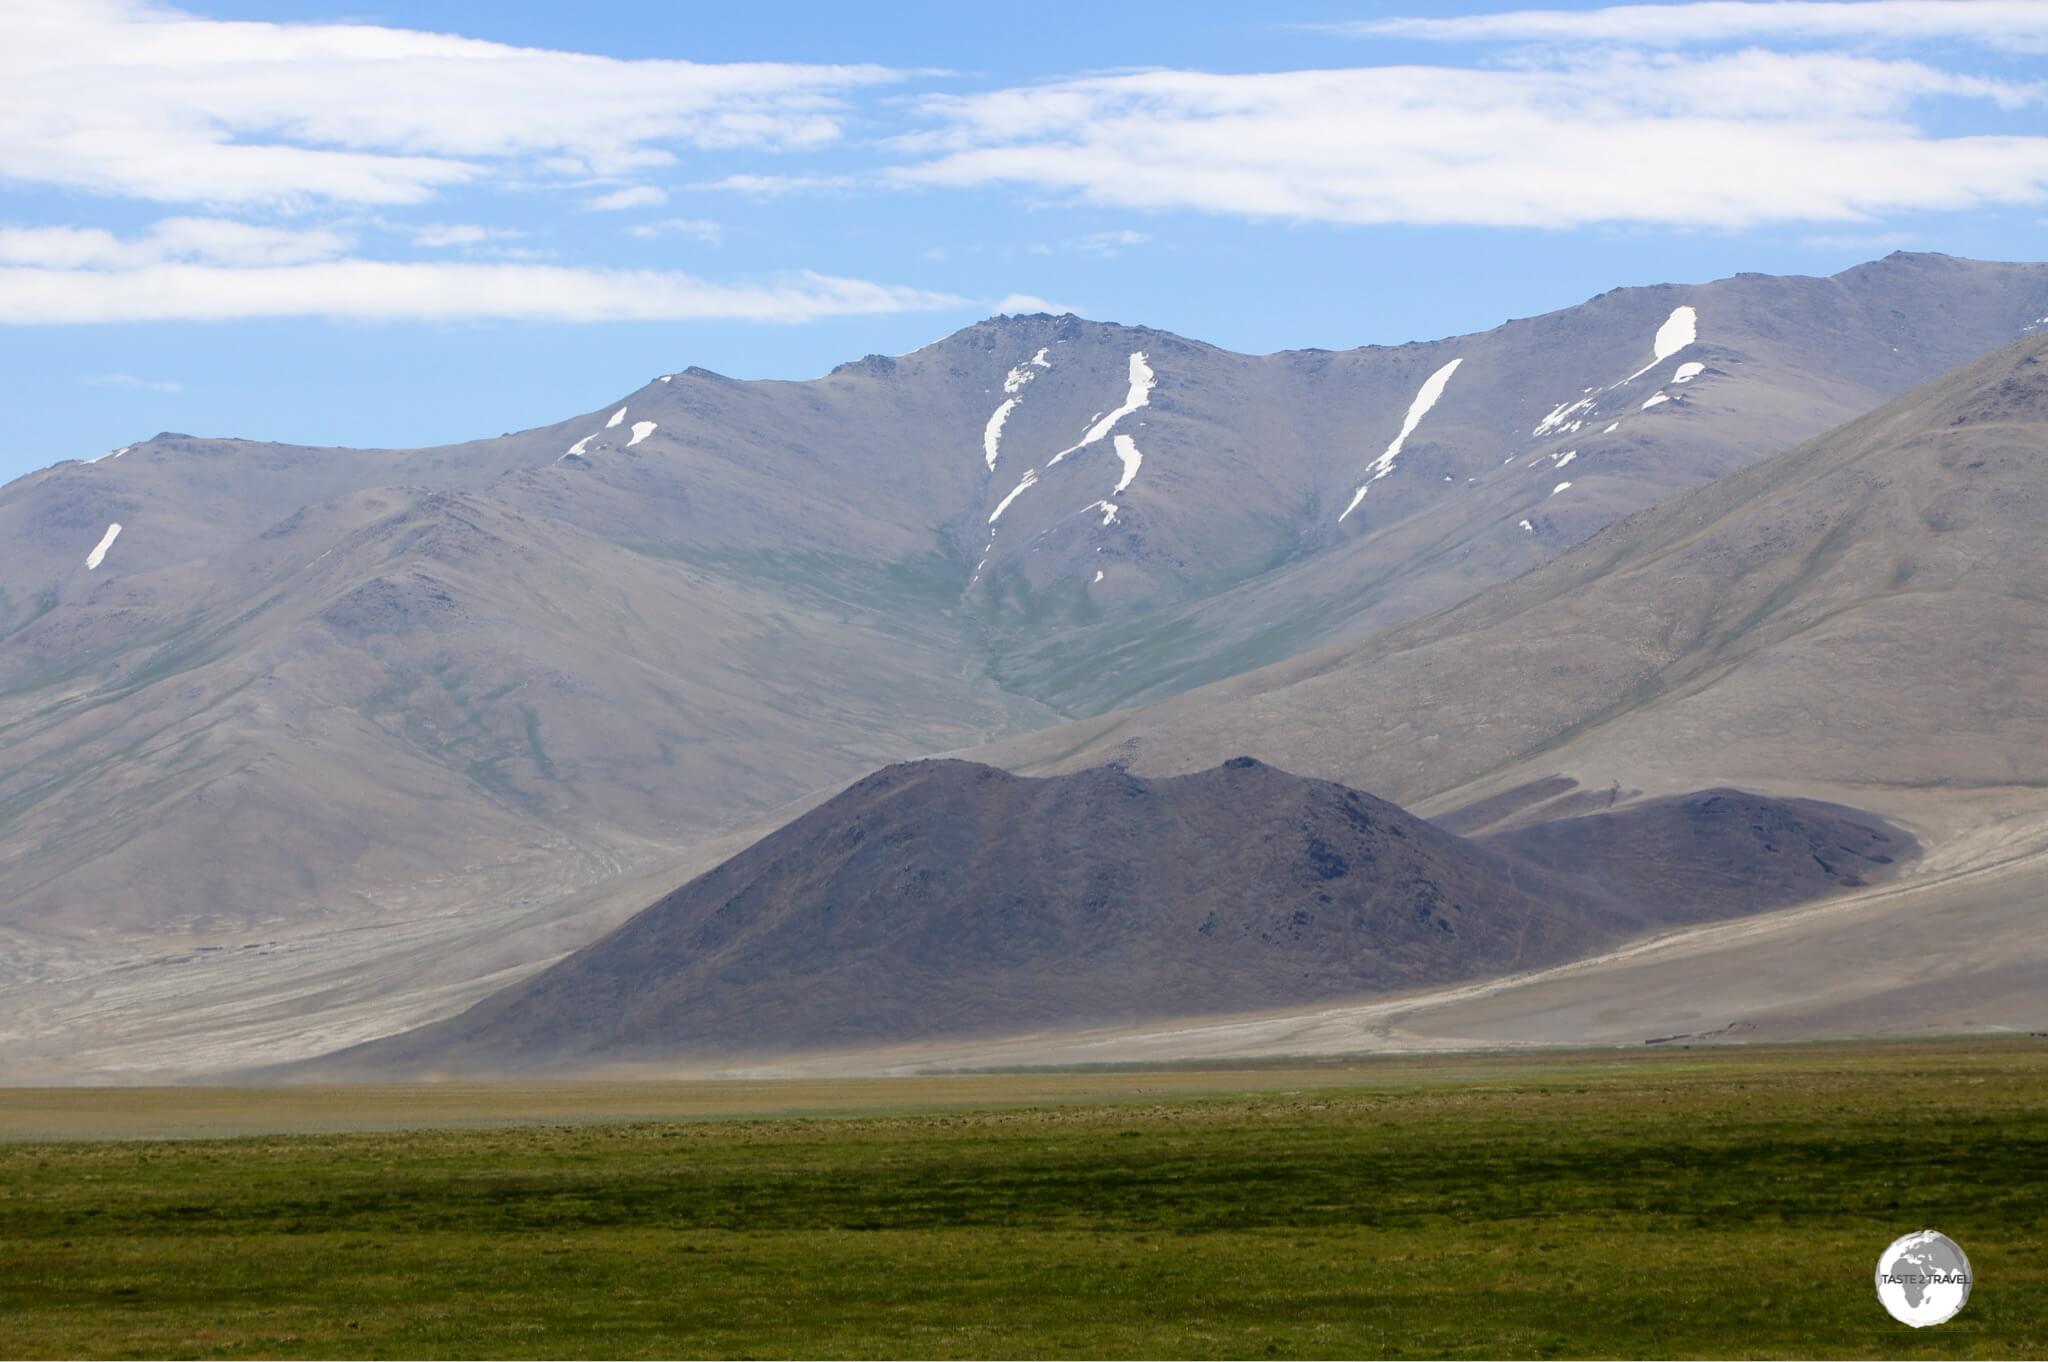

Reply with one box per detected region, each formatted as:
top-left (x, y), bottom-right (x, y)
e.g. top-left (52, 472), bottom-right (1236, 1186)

top-left (3, 0), bottom-right (2045, 481)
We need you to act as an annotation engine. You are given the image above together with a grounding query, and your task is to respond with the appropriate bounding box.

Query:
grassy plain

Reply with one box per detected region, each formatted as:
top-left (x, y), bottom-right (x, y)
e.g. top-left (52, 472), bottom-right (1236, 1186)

top-left (0, 1040), bottom-right (2042, 1358)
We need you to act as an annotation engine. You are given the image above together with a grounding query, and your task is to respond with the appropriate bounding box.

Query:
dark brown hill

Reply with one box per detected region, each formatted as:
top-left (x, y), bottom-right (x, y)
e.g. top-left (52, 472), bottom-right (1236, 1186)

top-left (309, 759), bottom-right (1911, 1073)
top-left (1478, 789), bottom-right (1912, 926)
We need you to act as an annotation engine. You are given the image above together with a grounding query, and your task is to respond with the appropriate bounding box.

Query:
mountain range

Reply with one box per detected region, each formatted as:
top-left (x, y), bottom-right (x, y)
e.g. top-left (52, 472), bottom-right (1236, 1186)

top-left (4, 250), bottom-right (2046, 1078)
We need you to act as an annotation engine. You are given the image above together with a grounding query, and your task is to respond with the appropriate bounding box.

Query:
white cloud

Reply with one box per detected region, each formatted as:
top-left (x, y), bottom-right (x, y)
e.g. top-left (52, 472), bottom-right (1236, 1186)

top-left (586, 185), bottom-right (669, 212)
top-left (0, 217), bottom-right (349, 268)
top-left (994, 293), bottom-right (1081, 315)
top-left (0, 259), bottom-right (966, 324)
top-left (694, 172), bottom-right (863, 196)
top-left (1343, 1), bottom-right (2048, 49)
top-left (0, 0), bottom-right (900, 207)
top-left (80, 372), bottom-right (182, 393)
top-left (1799, 229), bottom-right (1919, 250)
top-left (627, 218), bottom-right (724, 243)
top-left (1026, 230), bottom-right (1152, 257)
top-left (410, 223), bottom-right (522, 249)
top-left (1070, 229), bottom-right (1152, 257)
top-left (897, 52), bottom-right (2048, 230)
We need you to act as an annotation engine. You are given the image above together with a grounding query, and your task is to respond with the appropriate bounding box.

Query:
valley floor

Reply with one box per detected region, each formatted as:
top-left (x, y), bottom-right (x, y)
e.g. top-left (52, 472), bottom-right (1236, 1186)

top-left (0, 1039), bottom-right (2041, 1358)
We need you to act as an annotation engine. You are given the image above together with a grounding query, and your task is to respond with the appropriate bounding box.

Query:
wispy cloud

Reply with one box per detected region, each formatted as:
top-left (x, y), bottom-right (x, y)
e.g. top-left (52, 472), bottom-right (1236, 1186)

top-left (80, 371), bottom-right (182, 393)
top-left (1337, 1), bottom-right (2048, 50)
top-left (1028, 229), bottom-right (1154, 258)
top-left (897, 52), bottom-right (2048, 230)
top-left (0, 259), bottom-right (966, 324)
top-left (627, 218), bottom-right (724, 243)
top-left (586, 185), bottom-right (669, 212)
top-left (1079, 229), bottom-right (1151, 251)
top-left (0, 0), bottom-right (901, 208)
top-left (0, 217), bottom-right (350, 268)
top-left (994, 293), bottom-right (1081, 315)
top-left (408, 223), bottom-right (526, 250)
top-left (694, 172), bottom-right (864, 196)
top-left (1799, 229), bottom-right (1919, 250)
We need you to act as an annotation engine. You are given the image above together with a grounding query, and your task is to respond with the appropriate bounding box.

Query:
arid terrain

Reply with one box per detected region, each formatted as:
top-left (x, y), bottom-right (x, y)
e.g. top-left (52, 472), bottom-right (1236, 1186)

top-left (5, 261), bottom-right (2048, 1080)
top-left (296, 760), bottom-right (1911, 1074)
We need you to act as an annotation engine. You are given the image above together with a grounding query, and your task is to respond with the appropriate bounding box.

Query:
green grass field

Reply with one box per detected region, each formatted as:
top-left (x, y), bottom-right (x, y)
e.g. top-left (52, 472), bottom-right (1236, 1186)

top-left (1, 1041), bottom-right (2041, 1358)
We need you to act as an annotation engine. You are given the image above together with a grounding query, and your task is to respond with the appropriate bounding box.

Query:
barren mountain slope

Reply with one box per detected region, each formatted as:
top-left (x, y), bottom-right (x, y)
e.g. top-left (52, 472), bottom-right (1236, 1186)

top-left (1, 487), bottom-right (1051, 940)
top-left (301, 760), bottom-right (1908, 1074)
top-left (972, 331), bottom-right (2048, 810)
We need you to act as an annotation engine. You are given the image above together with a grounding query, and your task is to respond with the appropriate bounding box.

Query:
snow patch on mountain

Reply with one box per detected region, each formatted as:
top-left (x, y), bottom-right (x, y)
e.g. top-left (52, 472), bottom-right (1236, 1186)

top-left (983, 399), bottom-right (1020, 470)
top-left (1624, 305), bottom-right (1698, 382)
top-left (627, 421), bottom-right (657, 447)
top-left (1341, 355), bottom-right (1463, 522)
top-left (85, 522), bottom-right (122, 570)
top-left (1006, 349), bottom-right (1051, 393)
top-left (1673, 361), bottom-right (1705, 383)
top-left (605, 407), bottom-right (627, 429)
top-left (1049, 352), bottom-right (1154, 467)
top-left (1642, 391), bottom-right (1672, 409)
top-left (972, 351), bottom-right (1085, 581)
top-left (1111, 434), bottom-right (1143, 495)
top-left (1533, 395), bottom-right (1594, 439)
top-left (983, 348), bottom-right (1054, 471)
top-left (1655, 305), bottom-right (1698, 356)
top-left (990, 469), bottom-right (1038, 523)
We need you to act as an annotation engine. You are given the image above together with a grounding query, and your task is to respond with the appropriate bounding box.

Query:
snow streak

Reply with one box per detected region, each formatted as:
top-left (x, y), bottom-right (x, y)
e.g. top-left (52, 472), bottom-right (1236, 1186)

top-left (1340, 356), bottom-right (1463, 522)
top-left (85, 522), bottom-right (122, 570)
